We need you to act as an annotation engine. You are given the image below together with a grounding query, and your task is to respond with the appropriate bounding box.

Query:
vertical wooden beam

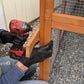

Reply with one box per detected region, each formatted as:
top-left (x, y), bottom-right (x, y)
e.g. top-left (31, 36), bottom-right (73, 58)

top-left (39, 0), bottom-right (54, 80)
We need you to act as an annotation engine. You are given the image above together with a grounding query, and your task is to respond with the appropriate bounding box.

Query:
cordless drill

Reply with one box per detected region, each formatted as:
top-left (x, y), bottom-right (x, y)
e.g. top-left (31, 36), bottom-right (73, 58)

top-left (9, 19), bottom-right (32, 59)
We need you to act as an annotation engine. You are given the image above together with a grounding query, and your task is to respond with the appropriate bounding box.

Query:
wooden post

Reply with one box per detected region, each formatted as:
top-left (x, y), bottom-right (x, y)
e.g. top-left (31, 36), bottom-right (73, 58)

top-left (39, 0), bottom-right (54, 81)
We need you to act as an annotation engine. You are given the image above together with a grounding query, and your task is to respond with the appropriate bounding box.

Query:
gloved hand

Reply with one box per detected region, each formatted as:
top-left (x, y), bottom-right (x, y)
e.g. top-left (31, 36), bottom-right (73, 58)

top-left (12, 35), bottom-right (26, 47)
top-left (19, 41), bottom-right (53, 67)
top-left (0, 29), bottom-right (25, 45)
top-left (0, 29), bottom-right (16, 44)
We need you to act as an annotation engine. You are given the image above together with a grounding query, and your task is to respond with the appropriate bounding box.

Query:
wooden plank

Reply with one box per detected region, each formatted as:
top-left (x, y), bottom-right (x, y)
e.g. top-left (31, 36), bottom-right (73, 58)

top-left (52, 12), bottom-right (84, 27)
top-left (52, 13), bottom-right (84, 34)
top-left (39, 0), bottom-right (54, 81)
top-left (39, 0), bottom-right (47, 80)
top-left (52, 22), bottom-right (84, 34)
top-left (25, 28), bottom-right (39, 57)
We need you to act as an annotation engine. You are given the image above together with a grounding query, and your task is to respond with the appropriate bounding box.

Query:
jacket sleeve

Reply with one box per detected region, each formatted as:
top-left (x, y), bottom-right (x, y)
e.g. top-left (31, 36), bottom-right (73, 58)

top-left (0, 65), bottom-right (25, 84)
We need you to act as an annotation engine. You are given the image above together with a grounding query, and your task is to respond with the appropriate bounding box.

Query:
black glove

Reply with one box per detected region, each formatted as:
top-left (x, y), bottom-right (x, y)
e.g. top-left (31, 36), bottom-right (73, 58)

top-left (19, 41), bottom-right (53, 67)
top-left (0, 29), bottom-right (25, 45)
top-left (12, 36), bottom-right (26, 47)
top-left (0, 29), bottom-right (17, 44)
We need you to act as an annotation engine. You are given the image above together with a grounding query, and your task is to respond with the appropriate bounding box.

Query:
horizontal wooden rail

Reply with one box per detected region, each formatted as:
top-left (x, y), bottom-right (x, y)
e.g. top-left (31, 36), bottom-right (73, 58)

top-left (25, 28), bottom-right (40, 57)
top-left (52, 12), bottom-right (84, 34)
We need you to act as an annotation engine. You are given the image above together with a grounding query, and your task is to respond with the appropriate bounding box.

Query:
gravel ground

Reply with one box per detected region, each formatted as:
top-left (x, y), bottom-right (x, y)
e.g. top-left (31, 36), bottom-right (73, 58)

top-left (49, 32), bottom-right (84, 84)
top-left (51, 2), bottom-right (84, 84)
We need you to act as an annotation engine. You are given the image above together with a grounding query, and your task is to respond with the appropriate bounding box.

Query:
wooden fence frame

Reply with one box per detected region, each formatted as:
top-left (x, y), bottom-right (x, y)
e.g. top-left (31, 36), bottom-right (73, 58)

top-left (25, 0), bottom-right (84, 81)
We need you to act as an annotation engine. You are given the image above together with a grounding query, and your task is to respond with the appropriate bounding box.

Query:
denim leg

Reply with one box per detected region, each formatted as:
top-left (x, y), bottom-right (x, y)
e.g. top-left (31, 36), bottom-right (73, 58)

top-left (0, 56), bottom-right (37, 79)
top-left (0, 56), bottom-right (17, 75)
top-left (18, 80), bottom-right (49, 84)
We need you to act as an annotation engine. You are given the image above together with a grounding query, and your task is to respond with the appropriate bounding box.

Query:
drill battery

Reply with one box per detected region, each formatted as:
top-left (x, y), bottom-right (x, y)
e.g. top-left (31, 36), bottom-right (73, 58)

top-left (9, 19), bottom-right (32, 59)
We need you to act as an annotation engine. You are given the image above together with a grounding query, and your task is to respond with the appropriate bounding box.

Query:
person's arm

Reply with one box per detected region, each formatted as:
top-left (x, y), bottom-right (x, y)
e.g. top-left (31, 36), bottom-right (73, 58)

top-left (0, 61), bottom-right (28, 84)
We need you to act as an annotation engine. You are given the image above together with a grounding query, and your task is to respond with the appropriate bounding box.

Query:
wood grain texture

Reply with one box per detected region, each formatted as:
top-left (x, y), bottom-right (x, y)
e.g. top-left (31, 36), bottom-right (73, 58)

top-left (39, 0), bottom-right (54, 81)
top-left (25, 28), bottom-right (39, 57)
top-left (52, 12), bottom-right (84, 34)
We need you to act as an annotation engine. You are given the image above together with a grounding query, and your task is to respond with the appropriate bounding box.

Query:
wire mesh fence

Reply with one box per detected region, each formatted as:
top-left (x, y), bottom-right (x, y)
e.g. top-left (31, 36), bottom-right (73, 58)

top-left (55, 0), bottom-right (84, 17)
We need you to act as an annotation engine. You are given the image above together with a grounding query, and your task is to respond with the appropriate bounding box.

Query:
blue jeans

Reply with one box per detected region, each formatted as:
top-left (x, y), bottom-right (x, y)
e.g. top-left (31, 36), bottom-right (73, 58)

top-left (0, 56), bottom-right (36, 79)
top-left (0, 56), bottom-right (17, 75)
top-left (0, 57), bottom-right (49, 84)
